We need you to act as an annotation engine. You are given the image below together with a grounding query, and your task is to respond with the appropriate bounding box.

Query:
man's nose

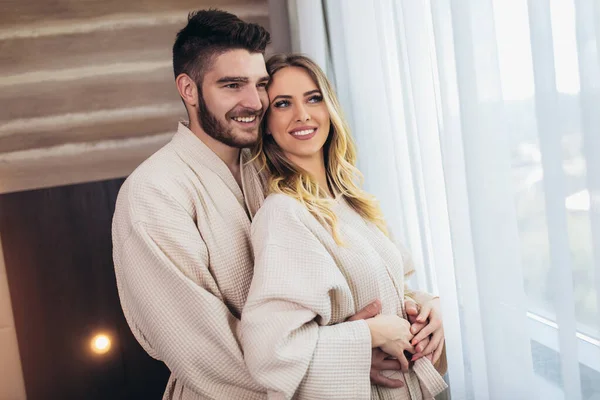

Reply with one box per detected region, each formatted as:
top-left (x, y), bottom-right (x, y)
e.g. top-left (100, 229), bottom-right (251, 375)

top-left (240, 86), bottom-right (263, 111)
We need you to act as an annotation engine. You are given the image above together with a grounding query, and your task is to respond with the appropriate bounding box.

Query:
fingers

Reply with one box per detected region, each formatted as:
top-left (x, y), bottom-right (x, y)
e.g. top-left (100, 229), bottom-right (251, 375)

top-left (371, 348), bottom-right (402, 371)
top-left (370, 371), bottom-right (405, 388)
top-left (347, 299), bottom-right (382, 321)
top-left (412, 320), bottom-right (439, 345)
top-left (372, 348), bottom-right (386, 362)
top-left (413, 337), bottom-right (444, 364)
top-left (410, 321), bottom-right (426, 335)
top-left (412, 325), bottom-right (434, 345)
top-left (433, 341), bottom-right (445, 365)
top-left (371, 348), bottom-right (404, 387)
top-left (405, 299), bottom-right (419, 317)
top-left (385, 342), bottom-right (413, 372)
top-left (377, 359), bottom-right (403, 370)
top-left (416, 303), bottom-right (432, 323)
top-left (410, 337), bottom-right (429, 361)
top-left (421, 330), bottom-right (442, 356)
top-left (414, 337), bottom-right (430, 354)
top-left (398, 353), bottom-right (410, 372)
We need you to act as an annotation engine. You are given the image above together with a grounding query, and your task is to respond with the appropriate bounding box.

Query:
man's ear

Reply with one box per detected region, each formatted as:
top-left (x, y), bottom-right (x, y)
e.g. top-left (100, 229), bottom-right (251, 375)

top-left (176, 73), bottom-right (198, 107)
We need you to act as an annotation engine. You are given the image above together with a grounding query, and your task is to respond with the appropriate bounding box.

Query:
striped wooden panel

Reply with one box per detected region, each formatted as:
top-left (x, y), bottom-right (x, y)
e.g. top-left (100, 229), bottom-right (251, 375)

top-left (0, 0), bottom-right (271, 194)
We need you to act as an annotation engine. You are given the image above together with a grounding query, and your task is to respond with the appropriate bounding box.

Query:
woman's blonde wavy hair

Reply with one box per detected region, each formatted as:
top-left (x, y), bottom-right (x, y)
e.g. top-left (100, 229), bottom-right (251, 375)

top-left (252, 53), bottom-right (388, 244)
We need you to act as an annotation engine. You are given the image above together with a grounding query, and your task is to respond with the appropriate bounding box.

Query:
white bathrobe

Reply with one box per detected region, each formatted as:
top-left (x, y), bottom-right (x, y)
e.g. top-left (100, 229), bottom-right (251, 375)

top-left (112, 123), bottom-right (268, 400)
top-left (242, 194), bottom-right (447, 400)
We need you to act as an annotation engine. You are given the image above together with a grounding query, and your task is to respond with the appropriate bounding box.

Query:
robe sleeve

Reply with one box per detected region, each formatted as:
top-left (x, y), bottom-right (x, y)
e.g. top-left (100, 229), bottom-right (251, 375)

top-left (390, 238), bottom-right (437, 305)
top-left (112, 181), bottom-right (264, 398)
top-left (241, 197), bottom-right (372, 400)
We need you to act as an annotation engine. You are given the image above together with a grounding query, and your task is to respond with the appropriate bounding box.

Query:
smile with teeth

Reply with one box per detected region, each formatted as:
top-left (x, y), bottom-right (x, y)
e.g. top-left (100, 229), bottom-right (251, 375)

top-left (232, 116), bottom-right (257, 123)
top-left (291, 128), bottom-right (316, 136)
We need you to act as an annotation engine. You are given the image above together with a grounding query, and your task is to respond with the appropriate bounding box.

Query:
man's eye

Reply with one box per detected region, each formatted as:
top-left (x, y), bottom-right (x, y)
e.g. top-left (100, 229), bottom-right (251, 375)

top-left (257, 82), bottom-right (268, 89)
top-left (225, 83), bottom-right (240, 89)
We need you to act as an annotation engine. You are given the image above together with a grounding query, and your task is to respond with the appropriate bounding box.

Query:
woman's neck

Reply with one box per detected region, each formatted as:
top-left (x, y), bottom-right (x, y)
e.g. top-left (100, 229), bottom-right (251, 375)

top-left (288, 152), bottom-right (332, 197)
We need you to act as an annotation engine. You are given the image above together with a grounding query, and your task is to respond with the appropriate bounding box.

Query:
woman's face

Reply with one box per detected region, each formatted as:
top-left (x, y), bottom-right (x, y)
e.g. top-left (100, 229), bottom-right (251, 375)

top-left (265, 66), bottom-right (331, 165)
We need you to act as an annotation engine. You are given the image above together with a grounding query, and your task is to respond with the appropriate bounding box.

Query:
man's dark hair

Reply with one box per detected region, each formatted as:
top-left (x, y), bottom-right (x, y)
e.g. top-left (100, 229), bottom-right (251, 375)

top-left (172, 9), bottom-right (271, 83)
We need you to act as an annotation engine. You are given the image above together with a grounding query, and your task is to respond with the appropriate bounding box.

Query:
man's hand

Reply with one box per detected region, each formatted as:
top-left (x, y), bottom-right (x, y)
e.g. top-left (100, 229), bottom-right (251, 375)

top-left (347, 299), bottom-right (382, 322)
top-left (347, 300), bottom-right (404, 388)
top-left (369, 348), bottom-right (404, 388)
top-left (406, 298), bottom-right (444, 363)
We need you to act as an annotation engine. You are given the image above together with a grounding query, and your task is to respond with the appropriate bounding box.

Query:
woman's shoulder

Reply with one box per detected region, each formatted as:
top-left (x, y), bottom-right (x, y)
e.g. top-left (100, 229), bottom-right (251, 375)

top-left (251, 194), bottom-right (314, 243)
top-left (255, 193), bottom-right (306, 221)
top-left (263, 192), bottom-right (301, 207)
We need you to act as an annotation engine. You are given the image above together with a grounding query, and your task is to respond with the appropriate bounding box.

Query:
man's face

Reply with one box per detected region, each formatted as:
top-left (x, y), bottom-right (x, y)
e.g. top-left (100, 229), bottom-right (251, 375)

top-left (198, 49), bottom-right (269, 148)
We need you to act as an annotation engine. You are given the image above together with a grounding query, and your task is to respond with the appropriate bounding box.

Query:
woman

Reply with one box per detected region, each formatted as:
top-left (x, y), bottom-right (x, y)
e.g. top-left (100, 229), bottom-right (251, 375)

top-left (241, 54), bottom-right (447, 400)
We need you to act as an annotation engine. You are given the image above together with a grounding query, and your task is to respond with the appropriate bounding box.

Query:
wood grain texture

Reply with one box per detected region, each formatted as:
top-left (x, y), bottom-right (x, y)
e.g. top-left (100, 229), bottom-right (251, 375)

top-left (0, 0), bottom-right (266, 26)
top-left (0, 133), bottom-right (172, 194)
top-left (0, 0), bottom-right (271, 194)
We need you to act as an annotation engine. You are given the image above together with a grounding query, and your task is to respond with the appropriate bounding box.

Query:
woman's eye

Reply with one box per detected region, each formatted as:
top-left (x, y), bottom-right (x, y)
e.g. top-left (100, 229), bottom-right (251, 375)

top-left (274, 100), bottom-right (290, 108)
top-left (308, 95), bottom-right (323, 103)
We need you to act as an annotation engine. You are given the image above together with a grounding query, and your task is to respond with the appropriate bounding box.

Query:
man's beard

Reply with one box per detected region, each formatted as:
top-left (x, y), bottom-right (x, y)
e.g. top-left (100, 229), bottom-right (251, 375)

top-left (197, 89), bottom-right (262, 149)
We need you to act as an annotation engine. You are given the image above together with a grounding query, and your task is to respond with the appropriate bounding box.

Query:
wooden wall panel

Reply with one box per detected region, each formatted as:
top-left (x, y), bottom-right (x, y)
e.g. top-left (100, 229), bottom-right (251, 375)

top-left (0, 0), bottom-right (266, 25)
top-left (0, 0), bottom-right (271, 194)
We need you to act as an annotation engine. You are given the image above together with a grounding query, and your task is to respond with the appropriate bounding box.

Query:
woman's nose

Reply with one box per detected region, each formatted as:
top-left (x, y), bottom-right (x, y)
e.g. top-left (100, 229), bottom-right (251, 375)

top-left (295, 104), bottom-right (311, 122)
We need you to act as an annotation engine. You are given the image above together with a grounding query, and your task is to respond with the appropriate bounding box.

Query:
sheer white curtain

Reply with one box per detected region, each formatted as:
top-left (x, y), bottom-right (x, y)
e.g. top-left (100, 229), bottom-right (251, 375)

top-left (287, 0), bottom-right (600, 399)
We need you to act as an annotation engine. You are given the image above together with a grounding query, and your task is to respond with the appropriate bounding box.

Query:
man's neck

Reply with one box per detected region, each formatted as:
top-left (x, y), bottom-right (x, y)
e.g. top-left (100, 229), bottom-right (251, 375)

top-left (188, 120), bottom-right (241, 172)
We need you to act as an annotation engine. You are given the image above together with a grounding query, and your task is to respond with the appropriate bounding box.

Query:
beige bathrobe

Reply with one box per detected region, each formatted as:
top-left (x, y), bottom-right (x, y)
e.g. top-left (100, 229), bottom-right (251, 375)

top-left (241, 194), bottom-right (448, 400)
top-left (113, 122), bottom-right (445, 400)
top-left (112, 123), bottom-right (268, 400)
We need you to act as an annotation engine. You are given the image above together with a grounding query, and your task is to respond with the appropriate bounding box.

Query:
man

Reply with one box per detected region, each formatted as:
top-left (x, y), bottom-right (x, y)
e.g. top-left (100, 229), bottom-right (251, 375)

top-left (112, 9), bottom-right (443, 399)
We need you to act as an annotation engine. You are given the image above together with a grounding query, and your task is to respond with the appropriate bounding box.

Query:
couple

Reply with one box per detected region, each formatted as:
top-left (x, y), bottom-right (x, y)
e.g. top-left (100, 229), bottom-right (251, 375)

top-left (112, 9), bottom-right (447, 400)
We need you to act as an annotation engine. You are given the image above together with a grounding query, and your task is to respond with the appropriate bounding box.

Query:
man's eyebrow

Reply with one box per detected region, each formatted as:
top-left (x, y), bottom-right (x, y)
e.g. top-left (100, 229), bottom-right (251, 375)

top-left (216, 76), bottom-right (249, 84)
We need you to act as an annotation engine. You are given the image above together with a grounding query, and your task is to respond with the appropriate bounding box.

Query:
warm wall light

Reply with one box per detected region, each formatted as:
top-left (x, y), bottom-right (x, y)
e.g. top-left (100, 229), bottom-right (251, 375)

top-left (90, 333), bottom-right (111, 355)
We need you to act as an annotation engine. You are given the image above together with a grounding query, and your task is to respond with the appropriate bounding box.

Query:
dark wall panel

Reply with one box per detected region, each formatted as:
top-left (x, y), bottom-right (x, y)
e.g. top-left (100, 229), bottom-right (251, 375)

top-left (0, 178), bottom-right (169, 400)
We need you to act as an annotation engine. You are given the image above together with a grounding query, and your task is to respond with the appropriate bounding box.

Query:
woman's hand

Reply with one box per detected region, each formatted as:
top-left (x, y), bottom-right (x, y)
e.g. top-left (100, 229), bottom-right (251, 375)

top-left (404, 299), bottom-right (432, 361)
top-left (366, 314), bottom-right (415, 372)
top-left (346, 301), bottom-right (405, 388)
top-left (407, 297), bottom-right (445, 364)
